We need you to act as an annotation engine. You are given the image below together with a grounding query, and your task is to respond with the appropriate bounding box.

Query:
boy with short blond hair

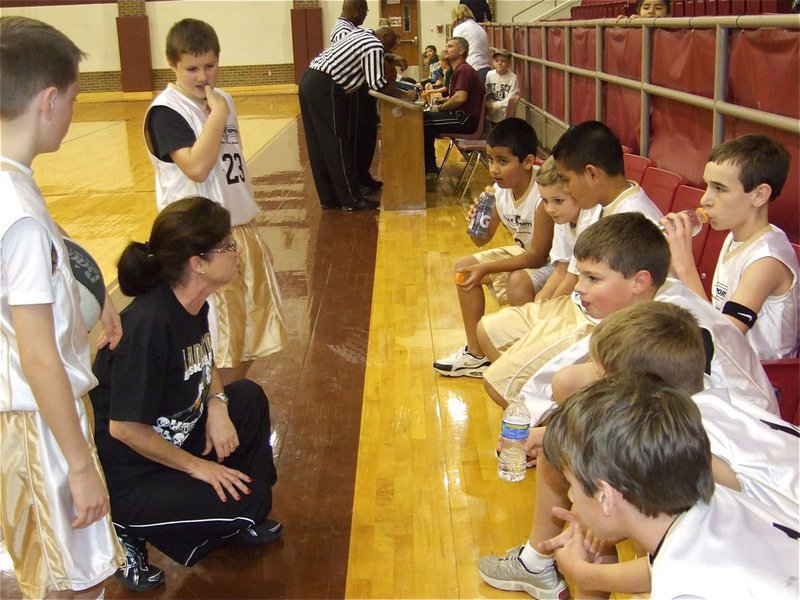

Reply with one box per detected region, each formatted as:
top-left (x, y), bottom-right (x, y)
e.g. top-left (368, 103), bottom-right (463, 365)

top-left (542, 372), bottom-right (799, 599)
top-left (145, 18), bottom-right (287, 385)
top-left (0, 15), bottom-right (123, 598)
top-left (664, 134), bottom-right (798, 359)
top-left (433, 118), bottom-right (554, 377)
top-left (526, 156), bottom-right (590, 301)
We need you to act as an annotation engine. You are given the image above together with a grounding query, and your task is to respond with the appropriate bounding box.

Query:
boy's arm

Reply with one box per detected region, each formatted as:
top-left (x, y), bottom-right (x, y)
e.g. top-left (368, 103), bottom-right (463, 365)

top-left (537, 261), bottom-right (567, 301)
top-left (662, 211), bottom-right (708, 299)
top-left (11, 303), bottom-right (109, 528)
top-left (723, 257), bottom-right (793, 334)
top-left (564, 556), bottom-right (652, 594)
top-left (169, 85), bottom-right (230, 183)
top-left (551, 272), bottom-right (578, 299)
top-left (458, 202), bottom-right (554, 283)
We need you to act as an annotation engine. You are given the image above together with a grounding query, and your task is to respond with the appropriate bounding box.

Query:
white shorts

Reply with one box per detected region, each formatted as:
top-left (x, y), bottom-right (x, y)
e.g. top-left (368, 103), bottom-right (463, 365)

top-left (473, 245), bottom-right (554, 305)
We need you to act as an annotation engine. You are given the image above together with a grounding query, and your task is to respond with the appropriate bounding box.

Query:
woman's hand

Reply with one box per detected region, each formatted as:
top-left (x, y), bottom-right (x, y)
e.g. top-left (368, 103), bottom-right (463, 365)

top-left (188, 458), bottom-right (252, 502)
top-left (96, 292), bottom-right (123, 350)
top-left (204, 400), bottom-right (239, 463)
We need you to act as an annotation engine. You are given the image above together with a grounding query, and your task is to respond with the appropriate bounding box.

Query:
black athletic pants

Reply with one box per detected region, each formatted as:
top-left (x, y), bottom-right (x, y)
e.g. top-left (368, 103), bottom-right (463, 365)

top-left (355, 85), bottom-right (378, 184)
top-left (108, 379), bottom-right (277, 566)
top-left (422, 110), bottom-right (479, 172)
top-left (299, 68), bottom-right (364, 208)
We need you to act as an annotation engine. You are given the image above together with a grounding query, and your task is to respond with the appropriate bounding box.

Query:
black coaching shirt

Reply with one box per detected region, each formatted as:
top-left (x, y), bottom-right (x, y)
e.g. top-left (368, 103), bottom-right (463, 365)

top-left (309, 27), bottom-right (387, 93)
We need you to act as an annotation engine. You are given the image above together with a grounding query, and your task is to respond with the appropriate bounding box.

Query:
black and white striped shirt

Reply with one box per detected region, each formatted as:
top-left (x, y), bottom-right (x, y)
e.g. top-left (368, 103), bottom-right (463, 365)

top-left (329, 17), bottom-right (356, 43)
top-left (310, 28), bottom-right (387, 93)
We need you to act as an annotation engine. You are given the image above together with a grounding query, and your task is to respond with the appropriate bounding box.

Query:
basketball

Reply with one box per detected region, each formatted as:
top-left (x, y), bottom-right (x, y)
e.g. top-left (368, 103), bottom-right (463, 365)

top-left (64, 238), bottom-right (105, 331)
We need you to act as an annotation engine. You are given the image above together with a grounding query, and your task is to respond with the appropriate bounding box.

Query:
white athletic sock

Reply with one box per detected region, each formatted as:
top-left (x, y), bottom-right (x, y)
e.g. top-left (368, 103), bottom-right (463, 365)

top-left (519, 541), bottom-right (555, 572)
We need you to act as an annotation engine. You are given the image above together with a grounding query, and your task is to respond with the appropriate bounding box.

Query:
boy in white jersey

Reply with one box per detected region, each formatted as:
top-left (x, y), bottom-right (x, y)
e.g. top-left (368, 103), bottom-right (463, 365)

top-left (664, 134), bottom-right (798, 359)
top-left (541, 373), bottom-right (798, 600)
top-left (531, 156), bottom-right (590, 301)
top-left (479, 301), bottom-right (795, 598)
top-left (144, 19), bottom-right (287, 385)
top-left (474, 119), bottom-right (662, 404)
top-left (434, 118), bottom-right (554, 377)
top-left (484, 49), bottom-right (519, 124)
top-left (0, 16), bottom-right (125, 597)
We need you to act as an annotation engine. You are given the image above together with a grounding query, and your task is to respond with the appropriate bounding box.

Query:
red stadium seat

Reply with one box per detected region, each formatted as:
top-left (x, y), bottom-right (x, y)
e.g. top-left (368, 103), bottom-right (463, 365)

top-left (697, 227), bottom-right (727, 298)
top-left (762, 358), bottom-right (800, 425)
top-left (640, 166), bottom-right (687, 214)
top-left (623, 153), bottom-right (655, 184)
top-left (670, 185), bottom-right (708, 264)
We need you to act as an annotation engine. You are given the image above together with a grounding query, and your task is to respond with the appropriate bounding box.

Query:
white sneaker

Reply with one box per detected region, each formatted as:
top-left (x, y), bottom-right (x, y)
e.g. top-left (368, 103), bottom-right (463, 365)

top-left (478, 546), bottom-right (569, 599)
top-left (433, 345), bottom-right (491, 377)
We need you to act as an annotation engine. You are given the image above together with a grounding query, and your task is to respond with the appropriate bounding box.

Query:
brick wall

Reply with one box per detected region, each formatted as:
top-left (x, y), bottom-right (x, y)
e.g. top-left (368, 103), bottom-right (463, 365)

top-left (152, 64), bottom-right (296, 89)
top-left (118, 0), bottom-right (146, 17)
top-left (293, 0), bottom-right (320, 8)
top-left (80, 71), bottom-right (123, 92)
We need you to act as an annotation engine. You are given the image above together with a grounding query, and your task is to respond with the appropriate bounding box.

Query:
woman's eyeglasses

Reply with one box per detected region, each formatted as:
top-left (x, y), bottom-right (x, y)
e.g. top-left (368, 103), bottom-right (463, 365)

top-left (200, 239), bottom-right (237, 256)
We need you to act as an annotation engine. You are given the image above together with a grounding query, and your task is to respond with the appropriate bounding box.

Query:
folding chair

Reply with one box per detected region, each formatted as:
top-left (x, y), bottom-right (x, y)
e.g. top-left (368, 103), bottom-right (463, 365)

top-left (435, 92), bottom-right (491, 182)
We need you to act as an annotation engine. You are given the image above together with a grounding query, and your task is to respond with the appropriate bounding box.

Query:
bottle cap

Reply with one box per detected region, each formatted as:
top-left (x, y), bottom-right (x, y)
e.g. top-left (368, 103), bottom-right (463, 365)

top-left (484, 185), bottom-right (495, 194)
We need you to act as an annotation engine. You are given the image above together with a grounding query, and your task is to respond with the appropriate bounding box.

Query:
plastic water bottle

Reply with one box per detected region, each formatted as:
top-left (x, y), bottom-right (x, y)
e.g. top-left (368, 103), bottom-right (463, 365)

top-left (660, 207), bottom-right (709, 237)
top-left (498, 396), bottom-right (531, 482)
top-left (467, 186), bottom-right (496, 239)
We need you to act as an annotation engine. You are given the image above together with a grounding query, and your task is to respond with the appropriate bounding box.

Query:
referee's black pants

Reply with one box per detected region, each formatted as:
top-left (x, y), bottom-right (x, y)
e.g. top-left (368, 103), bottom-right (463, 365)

top-left (107, 379), bottom-right (277, 566)
top-left (354, 85), bottom-right (378, 184)
top-left (423, 110), bottom-right (479, 173)
top-left (299, 68), bottom-right (364, 208)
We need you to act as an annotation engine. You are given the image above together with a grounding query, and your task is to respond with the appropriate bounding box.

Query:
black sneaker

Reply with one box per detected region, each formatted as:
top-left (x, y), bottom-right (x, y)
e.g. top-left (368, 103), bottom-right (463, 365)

top-left (232, 519), bottom-right (283, 545)
top-left (115, 534), bottom-right (165, 592)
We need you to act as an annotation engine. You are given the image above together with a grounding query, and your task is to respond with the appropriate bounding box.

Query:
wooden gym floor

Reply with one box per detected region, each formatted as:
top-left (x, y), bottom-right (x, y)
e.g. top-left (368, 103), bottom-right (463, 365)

top-left (0, 91), bottom-right (549, 599)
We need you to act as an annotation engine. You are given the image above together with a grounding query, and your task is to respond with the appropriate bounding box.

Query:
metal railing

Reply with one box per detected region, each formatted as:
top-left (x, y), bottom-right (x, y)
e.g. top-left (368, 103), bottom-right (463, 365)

top-left (494, 14), bottom-right (800, 152)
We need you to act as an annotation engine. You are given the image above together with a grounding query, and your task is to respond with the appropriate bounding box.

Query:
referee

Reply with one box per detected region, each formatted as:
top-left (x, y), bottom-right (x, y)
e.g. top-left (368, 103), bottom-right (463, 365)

top-left (330, 1), bottom-right (408, 193)
top-left (299, 26), bottom-right (414, 211)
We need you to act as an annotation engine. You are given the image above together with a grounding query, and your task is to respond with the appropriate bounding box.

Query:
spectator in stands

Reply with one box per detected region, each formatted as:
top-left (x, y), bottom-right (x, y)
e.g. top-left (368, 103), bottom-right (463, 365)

top-left (422, 36), bottom-right (485, 175)
top-left (663, 134), bottom-right (799, 360)
top-left (633, 0), bottom-right (671, 17)
top-left (91, 197), bottom-right (281, 590)
top-left (451, 4), bottom-right (492, 84)
top-left (459, 0), bottom-right (493, 23)
top-left (543, 372), bottom-right (798, 599)
top-left (479, 301), bottom-right (799, 598)
top-left (423, 44), bottom-right (439, 78)
top-left (433, 119), bottom-right (554, 378)
top-left (485, 49), bottom-right (519, 124)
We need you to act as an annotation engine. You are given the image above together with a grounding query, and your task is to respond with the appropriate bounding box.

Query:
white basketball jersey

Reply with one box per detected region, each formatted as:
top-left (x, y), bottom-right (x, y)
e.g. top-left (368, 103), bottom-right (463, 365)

top-left (655, 279), bottom-right (779, 416)
top-left (494, 178), bottom-right (541, 251)
top-left (694, 388), bottom-right (799, 525)
top-left (650, 486), bottom-right (799, 600)
top-left (711, 226), bottom-right (799, 359)
top-left (567, 183), bottom-right (660, 275)
top-left (0, 171), bottom-right (97, 412)
top-left (146, 85), bottom-right (259, 226)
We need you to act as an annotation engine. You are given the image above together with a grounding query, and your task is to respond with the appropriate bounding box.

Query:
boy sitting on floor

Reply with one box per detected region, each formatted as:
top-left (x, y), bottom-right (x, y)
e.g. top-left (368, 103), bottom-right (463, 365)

top-left (433, 118), bottom-right (553, 378)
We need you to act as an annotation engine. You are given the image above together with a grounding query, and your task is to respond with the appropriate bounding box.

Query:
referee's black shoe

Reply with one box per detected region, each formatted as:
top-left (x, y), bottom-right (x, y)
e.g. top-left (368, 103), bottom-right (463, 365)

top-left (115, 534), bottom-right (165, 592)
top-left (342, 198), bottom-right (380, 211)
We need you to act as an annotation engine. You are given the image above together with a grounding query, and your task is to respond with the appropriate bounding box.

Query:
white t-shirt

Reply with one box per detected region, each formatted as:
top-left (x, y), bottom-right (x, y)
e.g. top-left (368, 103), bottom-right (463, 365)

top-left (650, 486), bottom-right (799, 600)
top-left (485, 70), bottom-right (519, 122)
top-left (712, 225), bottom-right (799, 359)
top-left (567, 183), bottom-right (661, 275)
top-left (452, 19), bottom-right (492, 72)
top-left (693, 388), bottom-right (799, 525)
top-left (145, 85), bottom-right (259, 226)
top-left (0, 170), bottom-right (97, 412)
top-left (493, 178), bottom-right (542, 251)
top-left (549, 207), bottom-right (601, 264)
